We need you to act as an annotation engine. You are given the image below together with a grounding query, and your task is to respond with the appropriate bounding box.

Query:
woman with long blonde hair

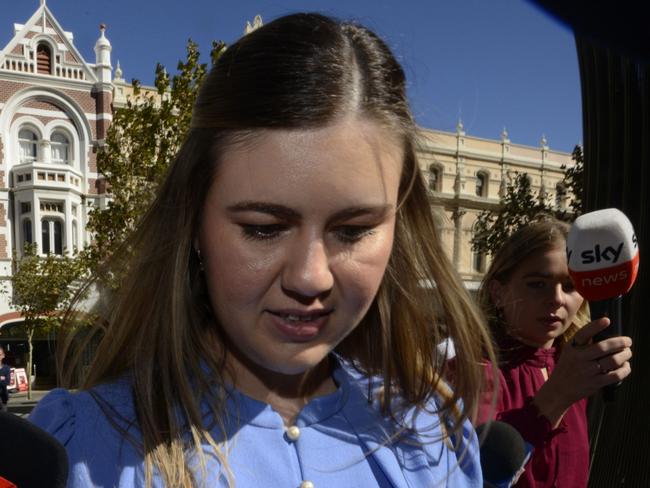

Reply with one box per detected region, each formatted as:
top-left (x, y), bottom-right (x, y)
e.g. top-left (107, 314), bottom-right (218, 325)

top-left (31, 13), bottom-right (495, 487)
top-left (477, 217), bottom-right (633, 487)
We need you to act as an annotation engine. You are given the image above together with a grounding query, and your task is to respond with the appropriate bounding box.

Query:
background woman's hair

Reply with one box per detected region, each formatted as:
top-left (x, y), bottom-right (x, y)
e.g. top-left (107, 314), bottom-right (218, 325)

top-left (60, 13), bottom-right (494, 487)
top-left (477, 215), bottom-right (590, 350)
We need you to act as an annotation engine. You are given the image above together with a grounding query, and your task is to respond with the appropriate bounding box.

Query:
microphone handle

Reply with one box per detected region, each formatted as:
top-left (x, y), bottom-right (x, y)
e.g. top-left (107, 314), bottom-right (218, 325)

top-left (590, 295), bottom-right (622, 402)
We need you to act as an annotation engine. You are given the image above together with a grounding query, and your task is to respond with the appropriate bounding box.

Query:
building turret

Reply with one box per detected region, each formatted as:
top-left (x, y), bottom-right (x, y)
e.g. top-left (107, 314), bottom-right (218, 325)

top-left (94, 23), bottom-right (112, 84)
top-left (93, 24), bottom-right (112, 140)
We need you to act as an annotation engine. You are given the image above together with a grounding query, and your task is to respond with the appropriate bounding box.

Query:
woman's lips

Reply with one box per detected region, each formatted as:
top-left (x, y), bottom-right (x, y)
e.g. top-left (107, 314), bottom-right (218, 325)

top-left (266, 309), bottom-right (332, 341)
top-left (539, 316), bottom-right (563, 327)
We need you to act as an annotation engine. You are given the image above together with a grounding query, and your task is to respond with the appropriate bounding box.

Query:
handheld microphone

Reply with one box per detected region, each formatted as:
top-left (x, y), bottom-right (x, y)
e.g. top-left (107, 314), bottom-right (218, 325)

top-left (566, 208), bottom-right (639, 400)
top-left (477, 421), bottom-right (533, 488)
top-left (0, 412), bottom-right (68, 488)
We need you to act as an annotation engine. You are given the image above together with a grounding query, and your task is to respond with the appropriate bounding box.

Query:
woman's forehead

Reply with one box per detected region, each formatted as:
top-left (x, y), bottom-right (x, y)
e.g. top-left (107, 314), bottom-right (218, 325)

top-left (221, 118), bottom-right (403, 159)
top-left (208, 119), bottom-right (404, 208)
top-left (516, 247), bottom-right (570, 278)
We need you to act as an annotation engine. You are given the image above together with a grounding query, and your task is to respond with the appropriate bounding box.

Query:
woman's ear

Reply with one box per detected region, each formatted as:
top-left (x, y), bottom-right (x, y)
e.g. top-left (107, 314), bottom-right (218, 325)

top-left (489, 280), bottom-right (505, 309)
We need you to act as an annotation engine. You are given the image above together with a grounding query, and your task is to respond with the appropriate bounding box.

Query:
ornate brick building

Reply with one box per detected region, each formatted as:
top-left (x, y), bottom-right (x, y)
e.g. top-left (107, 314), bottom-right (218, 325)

top-left (0, 2), bottom-right (112, 323)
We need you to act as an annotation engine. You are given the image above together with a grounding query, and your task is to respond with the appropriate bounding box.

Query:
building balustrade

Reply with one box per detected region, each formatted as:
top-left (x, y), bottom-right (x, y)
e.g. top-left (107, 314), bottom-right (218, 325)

top-left (12, 162), bottom-right (83, 192)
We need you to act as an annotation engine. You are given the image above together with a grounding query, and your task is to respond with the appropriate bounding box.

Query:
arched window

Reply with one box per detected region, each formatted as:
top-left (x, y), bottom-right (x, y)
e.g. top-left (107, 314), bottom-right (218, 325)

top-left (51, 132), bottom-right (70, 164)
top-left (71, 220), bottom-right (78, 253)
top-left (36, 43), bottom-right (52, 75)
top-left (41, 218), bottom-right (63, 255)
top-left (473, 251), bottom-right (484, 273)
top-left (41, 219), bottom-right (50, 253)
top-left (23, 219), bottom-right (33, 246)
top-left (54, 220), bottom-right (63, 254)
top-left (429, 164), bottom-right (442, 192)
top-left (476, 171), bottom-right (488, 197)
top-left (18, 129), bottom-right (38, 163)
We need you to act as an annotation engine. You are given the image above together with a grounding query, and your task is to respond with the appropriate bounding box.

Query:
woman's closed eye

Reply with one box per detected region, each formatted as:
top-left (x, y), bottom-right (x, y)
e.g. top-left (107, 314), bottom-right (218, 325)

top-left (526, 280), bottom-right (546, 290)
top-left (240, 223), bottom-right (288, 241)
top-left (239, 222), bottom-right (378, 244)
top-left (334, 225), bottom-right (376, 243)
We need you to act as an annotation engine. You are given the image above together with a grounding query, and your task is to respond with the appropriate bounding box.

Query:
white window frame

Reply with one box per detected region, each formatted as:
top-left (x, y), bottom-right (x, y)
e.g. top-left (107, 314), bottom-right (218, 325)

top-left (18, 128), bottom-right (39, 164)
top-left (50, 131), bottom-right (71, 164)
top-left (41, 217), bottom-right (64, 255)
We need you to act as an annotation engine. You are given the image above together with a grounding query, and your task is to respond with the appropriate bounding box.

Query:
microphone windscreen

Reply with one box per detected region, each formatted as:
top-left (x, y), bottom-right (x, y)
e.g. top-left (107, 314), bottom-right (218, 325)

top-left (566, 208), bottom-right (639, 301)
top-left (0, 412), bottom-right (68, 488)
top-left (477, 421), bottom-right (531, 487)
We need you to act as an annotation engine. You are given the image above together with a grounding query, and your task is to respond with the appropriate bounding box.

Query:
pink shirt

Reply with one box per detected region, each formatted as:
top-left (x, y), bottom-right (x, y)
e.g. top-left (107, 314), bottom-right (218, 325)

top-left (478, 339), bottom-right (589, 488)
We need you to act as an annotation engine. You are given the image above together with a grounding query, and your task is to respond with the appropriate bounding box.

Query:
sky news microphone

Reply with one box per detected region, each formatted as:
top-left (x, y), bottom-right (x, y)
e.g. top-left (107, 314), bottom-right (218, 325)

top-left (566, 208), bottom-right (639, 400)
top-left (477, 421), bottom-right (533, 488)
top-left (0, 412), bottom-right (68, 488)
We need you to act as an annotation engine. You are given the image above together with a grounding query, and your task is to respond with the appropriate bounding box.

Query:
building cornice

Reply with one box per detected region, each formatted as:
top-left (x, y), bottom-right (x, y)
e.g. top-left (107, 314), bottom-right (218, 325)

top-left (420, 143), bottom-right (569, 171)
top-left (417, 128), bottom-right (573, 171)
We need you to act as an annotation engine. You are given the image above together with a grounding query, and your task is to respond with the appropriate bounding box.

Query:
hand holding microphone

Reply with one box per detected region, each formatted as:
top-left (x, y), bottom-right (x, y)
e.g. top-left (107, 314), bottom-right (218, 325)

top-left (566, 208), bottom-right (639, 400)
top-left (547, 316), bottom-right (632, 406)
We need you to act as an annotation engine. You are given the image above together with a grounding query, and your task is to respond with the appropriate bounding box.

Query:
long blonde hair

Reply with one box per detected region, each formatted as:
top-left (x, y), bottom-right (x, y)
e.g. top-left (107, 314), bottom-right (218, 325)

top-left (61, 13), bottom-right (495, 487)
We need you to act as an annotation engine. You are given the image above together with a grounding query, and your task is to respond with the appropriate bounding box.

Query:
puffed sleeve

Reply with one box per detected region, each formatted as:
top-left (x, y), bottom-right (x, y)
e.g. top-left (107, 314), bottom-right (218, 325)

top-left (28, 384), bottom-right (145, 488)
top-left (29, 388), bottom-right (77, 449)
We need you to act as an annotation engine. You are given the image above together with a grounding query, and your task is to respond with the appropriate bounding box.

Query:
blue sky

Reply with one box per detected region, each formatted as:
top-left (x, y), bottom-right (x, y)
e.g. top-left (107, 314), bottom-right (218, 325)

top-left (2, 0), bottom-right (582, 152)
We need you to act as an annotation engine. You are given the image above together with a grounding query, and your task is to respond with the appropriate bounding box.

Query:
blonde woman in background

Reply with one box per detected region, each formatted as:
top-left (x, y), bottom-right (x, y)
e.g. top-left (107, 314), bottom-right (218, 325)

top-left (477, 217), bottom-right (633, 487)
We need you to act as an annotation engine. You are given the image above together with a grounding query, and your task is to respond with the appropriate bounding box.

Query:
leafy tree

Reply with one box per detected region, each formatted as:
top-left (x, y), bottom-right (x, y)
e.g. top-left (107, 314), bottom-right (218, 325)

top-left (1, 245), bottom-right (85, 398)
top-left (471, 172), bottom-right (550, 256)
top-left (561, 145), bottom-right (585, 215)
top-left (471, 145), bottom-right (584, 256)
top-left (84, 40), bottom-right (226, 267)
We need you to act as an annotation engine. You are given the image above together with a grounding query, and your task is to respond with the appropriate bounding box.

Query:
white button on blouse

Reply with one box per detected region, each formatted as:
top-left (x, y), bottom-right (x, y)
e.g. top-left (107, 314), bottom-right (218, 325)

top-left (286, 425), bottom-right (301, 441)
top-left (299, 481), bottom-right (314, 488)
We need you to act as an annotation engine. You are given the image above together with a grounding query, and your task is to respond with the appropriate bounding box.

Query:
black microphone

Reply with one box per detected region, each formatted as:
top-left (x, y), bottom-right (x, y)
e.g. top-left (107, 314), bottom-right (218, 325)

top-left (566, 208), bottom-right (639, 400)
top-left (0, 412), bottom-right (68, 488)
top-left (477, 421), bottom-right (532, 488)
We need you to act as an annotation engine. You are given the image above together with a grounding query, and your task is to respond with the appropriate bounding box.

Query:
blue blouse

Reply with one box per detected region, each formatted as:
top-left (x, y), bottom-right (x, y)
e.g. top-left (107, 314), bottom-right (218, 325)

top-left (29, 362), bottom-right (481, 487)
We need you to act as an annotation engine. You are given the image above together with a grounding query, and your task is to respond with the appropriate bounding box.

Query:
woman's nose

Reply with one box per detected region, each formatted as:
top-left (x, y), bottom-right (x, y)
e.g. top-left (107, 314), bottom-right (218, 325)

top-left (548, 283), bottom-right (566, 306)
top-left (281, 237), bottom-right (334, 299)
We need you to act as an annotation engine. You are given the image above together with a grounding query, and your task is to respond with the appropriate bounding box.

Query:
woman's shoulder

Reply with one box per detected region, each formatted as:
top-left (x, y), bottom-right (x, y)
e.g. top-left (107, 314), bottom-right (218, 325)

top-left (29, 376), bottom-right (138, 453)
top-left (29, 377), bottom-right (144, 487)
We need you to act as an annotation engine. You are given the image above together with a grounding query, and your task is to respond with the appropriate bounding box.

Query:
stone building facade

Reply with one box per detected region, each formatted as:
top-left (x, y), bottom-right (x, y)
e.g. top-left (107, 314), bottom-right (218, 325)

top-left (0, 3), bottom-right (112, 324)
top-left (417, 123), bottom-right (574, 291)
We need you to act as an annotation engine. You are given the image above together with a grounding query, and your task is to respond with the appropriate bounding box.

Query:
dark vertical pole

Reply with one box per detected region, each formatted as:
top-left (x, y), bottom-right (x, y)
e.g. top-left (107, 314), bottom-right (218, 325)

top-left (576, 35), bottom-right (650, 487)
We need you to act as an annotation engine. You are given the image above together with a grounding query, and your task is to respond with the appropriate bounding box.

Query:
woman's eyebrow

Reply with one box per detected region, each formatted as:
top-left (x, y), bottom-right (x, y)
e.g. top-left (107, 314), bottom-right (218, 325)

top-left (226, 201), bottom-right (393, 222)
top-left (328, 205), bottom-right (394, 222)
top-left (226, 201), bottom-right (300, 220)
top-left (522, 271), bottom-right (571, 280)
top-left (521, 271), bottom-right (551, 279)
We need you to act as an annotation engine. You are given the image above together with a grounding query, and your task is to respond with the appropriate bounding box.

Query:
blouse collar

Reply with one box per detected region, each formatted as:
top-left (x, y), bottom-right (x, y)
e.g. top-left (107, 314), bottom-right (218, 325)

top-left (225, 357), bottom-right (349, 429)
